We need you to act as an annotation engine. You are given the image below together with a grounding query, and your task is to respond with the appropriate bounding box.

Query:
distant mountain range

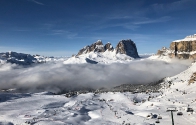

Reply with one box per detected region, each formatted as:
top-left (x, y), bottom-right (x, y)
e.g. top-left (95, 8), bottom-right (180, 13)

top-left (2, 34), bottom-right (196, 65)
top-left (0, 51), bottom-right (68, 65)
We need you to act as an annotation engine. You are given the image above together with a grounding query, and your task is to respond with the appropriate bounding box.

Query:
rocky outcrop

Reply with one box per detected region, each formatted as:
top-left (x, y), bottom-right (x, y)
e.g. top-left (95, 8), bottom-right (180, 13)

top-left (77, 40), bottom-right (105, 56)
top-left (189, 72), bottom-right (196, 85)
top-left (76, 39), bottom-right (139, 58)
top-left (157, 47), bottom-right (168, 56)
top-left (169, 34), bottom-right (196, 60)
top-left (115, 39), bottom-right (139, 58)
top-left (156, 47), bottom-right (174, 58)
top-left (104, 42), bottom-right (114, 51)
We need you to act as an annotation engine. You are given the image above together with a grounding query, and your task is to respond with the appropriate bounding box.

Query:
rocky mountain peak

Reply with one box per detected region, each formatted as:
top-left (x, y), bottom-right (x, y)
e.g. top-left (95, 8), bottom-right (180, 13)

top-left (104, 42), bottom-right (114, 51)
top-left (76, 39), bottom-right (139, 58)
top-left (77, 40), bottom-right (105, 56)
top-left (157, 47), bottom-right (169, 56)
top-left (92, 40), bottom-right (105, 53)
top-left (115, 39), bottom-right (139, 58)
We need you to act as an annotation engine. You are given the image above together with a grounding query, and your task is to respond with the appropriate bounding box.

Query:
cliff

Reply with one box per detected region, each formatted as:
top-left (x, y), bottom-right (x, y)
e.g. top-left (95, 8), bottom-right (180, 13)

top-left (169, 34), bottom-right (196, 60)
top-left (115, 39), bottom-right (139, 58)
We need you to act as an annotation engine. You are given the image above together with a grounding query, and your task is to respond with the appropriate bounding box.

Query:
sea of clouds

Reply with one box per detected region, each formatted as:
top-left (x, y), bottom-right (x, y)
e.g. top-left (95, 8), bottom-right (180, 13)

top-left (0, 59), bottom-right (191, 93)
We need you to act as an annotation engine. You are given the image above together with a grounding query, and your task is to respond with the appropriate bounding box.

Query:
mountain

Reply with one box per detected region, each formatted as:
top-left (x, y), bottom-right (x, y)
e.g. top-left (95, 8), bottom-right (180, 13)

top-left (115, 39), bottom-right (139, 58)
top-left (0, 51), bottom-right (37, 65)
top-left (169, 34), bottom-right (196, 60)
top-left (152, 34), bottom-right (196, 61)
top-left (76, 40), bottom-right (110, 56)
top-left (0, 51), bottom-right (68, 65)
top-left (64, 39), bottom-right (139, 64)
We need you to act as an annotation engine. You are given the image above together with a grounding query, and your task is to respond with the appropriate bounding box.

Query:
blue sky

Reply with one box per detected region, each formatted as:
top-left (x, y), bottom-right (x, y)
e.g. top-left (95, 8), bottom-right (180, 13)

top-left (0, 0), bottom-right (196, 56)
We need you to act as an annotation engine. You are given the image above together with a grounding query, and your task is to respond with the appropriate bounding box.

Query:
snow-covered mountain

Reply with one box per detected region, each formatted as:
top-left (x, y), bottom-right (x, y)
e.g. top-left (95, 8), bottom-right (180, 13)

top-left (150, 34), bottom-right (196, 61)
top-left (0, 51), bottom-right (68, 65)
top-left (64, 39), bottom-right (139, 64)
top-left (168, 34), bottom-right (196, 60)
top-left (0, 51), bottom-right (37, 65)
top-left (170, 34), bottom-right (196, 60)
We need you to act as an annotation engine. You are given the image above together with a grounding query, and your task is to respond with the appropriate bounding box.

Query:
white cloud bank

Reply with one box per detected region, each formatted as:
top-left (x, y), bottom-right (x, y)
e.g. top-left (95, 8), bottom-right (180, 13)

top-left (0, 59), bottom-right (191, 93)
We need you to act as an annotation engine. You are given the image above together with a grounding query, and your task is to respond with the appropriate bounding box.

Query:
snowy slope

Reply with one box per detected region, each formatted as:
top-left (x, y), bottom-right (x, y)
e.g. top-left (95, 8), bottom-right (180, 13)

top-left (174, 34), bottom-right (196, 42)
top-left (34, 55), bottom-right (68, 63)
top-left (148, 54), bottom-right (172, 62)
top-left (1, 61), bottom-right (196, 125)
top-left (64, 50), bottom-right (135, 64)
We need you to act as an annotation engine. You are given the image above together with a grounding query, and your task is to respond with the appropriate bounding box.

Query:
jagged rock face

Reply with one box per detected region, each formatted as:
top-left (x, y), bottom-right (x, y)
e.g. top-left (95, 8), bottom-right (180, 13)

top-left (170, 41), bottom-right (196, 52)
top-left (157, 47), bottom-right (168, 56)
top-left (104, 42), bottom-right (114, 51)
top-left (93, 41), bottom-right (105, 52)
top-left (166, 34), bottom-right (196, 60)
top-left (115, 39), bottom-right (139, 58)
top-left (76, 39), bottom-right (139, 58)
top-left (77, 40), bottom-right (105, 56)
top-left (170, 40), bottom-right (196, 59)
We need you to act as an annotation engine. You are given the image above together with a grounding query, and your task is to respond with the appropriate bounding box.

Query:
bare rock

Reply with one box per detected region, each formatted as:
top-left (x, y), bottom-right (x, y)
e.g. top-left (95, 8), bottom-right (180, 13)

top-left (165, 34), bottom-right (196, 60)
top-left (77, 40), bottom-right (105, 56)
top-left (104, 42), bottom-right (114, 51)
top-left (115, 39), bottom-right (139, 58)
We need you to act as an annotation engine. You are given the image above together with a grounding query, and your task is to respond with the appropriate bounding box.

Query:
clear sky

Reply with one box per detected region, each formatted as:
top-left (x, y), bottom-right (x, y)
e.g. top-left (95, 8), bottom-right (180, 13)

top-left (0, 0), bottom-right (196, 56)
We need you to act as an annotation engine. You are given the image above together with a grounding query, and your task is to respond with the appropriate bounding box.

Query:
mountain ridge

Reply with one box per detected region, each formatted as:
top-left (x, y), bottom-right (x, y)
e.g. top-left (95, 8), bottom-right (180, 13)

top-left (76, 39), bottom-right (139, 58)
top-left (64, 39), bottom-right (140, 64)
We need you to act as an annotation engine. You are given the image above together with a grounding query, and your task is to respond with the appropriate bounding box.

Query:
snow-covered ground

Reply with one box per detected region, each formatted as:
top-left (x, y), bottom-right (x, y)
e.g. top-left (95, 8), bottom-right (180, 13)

top-left (173, 34), bottom-right (196, 42)
top-left (0, 60), bottom-right (196, 125)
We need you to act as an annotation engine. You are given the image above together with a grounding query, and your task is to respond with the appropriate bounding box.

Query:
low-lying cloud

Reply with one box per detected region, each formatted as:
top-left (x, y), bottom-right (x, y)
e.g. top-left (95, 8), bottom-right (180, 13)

top-left (0, 59), bottom-right (191, 93)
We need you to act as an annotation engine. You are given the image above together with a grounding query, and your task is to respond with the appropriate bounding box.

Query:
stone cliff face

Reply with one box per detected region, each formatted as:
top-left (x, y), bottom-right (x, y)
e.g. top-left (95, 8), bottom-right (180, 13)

top-left (104, 42), bottom-right (114, 51)
top-left (77, 40), bottom-right (106, 56)
top-left (76, 39), bottom-right (139, 58)
top-left (169, 34), bottom-right (196, 60)
top-left (115, 39), bottom-right (139, 58)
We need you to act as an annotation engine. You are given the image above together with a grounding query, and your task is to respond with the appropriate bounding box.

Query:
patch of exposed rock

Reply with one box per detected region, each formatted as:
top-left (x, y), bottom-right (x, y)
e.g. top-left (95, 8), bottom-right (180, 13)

top-left (189, 72), bottom-right (196, 85)
top-left (115, 39), bottom-right (139, 58)
top-left (104, 42), bottom-right (114, 51)
top-left (156, 47), bottom-right (169, 56)
top-left (77, 40), bottom-right (106, 56)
